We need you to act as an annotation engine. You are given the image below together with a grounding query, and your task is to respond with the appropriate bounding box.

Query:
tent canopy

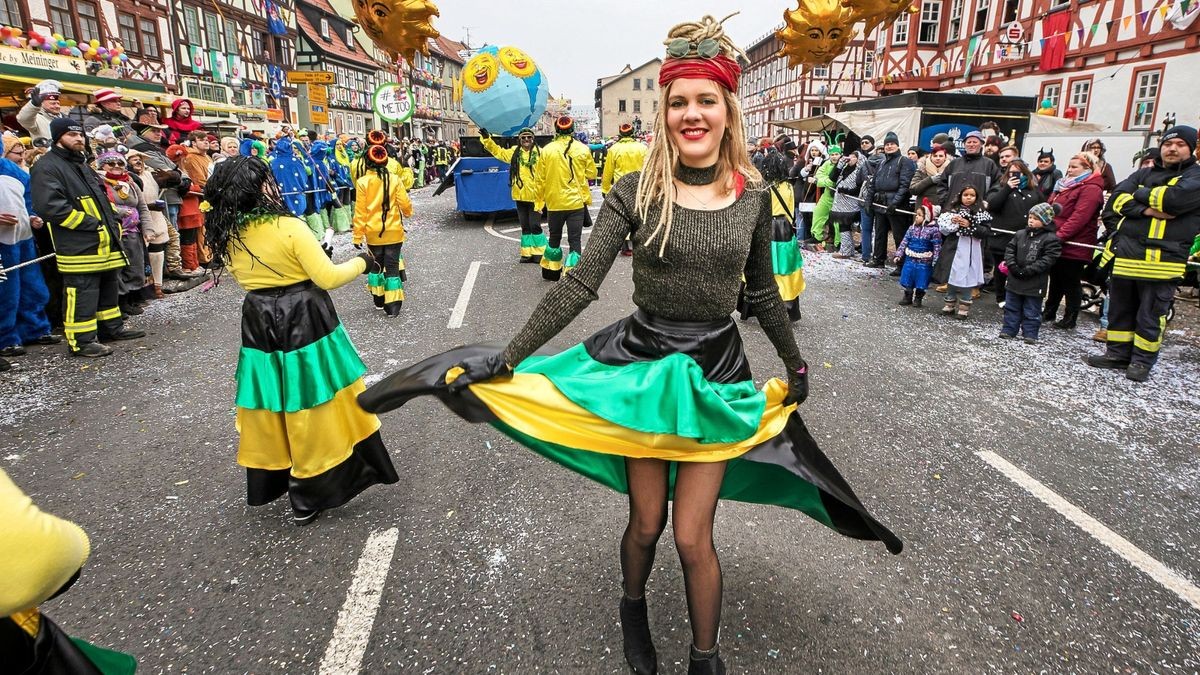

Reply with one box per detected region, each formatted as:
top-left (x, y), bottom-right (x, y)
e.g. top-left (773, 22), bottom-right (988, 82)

top-left (775, 107), bottom-right (922, 147)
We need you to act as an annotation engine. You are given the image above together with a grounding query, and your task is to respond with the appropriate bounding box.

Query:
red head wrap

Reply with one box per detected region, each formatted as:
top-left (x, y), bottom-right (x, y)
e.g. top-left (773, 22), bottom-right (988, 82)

top-left (658, 55), bottom-right (742, 93)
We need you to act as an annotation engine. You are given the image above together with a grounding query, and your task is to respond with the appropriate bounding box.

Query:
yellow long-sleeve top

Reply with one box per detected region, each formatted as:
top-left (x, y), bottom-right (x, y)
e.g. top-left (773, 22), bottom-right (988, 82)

top-left (226, 215), bottom-right (366, 290)
top-left (601, 138), bottom-right (648, 194)
top-left (0, 468), bottom-right (90, 615)
top-left (351, 155), bottom-right (406, 183)
top-left (769, 181), bottom-right (794, 217)
top-left (480, 136), bottom-right (543, 204)
top-left (353, 170), bottom-right (413, 246)
top-left (539, 134), bottom-right (597, 211)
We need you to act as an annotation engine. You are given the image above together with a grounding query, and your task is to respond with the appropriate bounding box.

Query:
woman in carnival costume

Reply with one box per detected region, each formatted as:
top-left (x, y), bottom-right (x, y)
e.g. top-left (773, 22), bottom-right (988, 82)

top-left (360, 14), bottom-right (900, 674)
top-left (353, 142), bottom-right (412, 317)
top-left (736, 144), bottom-right (804, 322)
top-left (204, 157), bottom-right (397, 526)
top-left (479, 126), bottom-right (546, 262)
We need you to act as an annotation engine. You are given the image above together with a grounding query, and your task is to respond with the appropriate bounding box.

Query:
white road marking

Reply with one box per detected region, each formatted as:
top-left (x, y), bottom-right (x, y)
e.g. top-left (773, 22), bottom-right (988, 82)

top-left (318, 527), bottom-right (400, 675)
top-left (447, 260), bottom-right (482, 329)
top-left (483, 214), bottom-right (518, 242)
top-left (499, 226), bottom-right (522, 233)
top-left (977, 451), bottom-right (1200, 612)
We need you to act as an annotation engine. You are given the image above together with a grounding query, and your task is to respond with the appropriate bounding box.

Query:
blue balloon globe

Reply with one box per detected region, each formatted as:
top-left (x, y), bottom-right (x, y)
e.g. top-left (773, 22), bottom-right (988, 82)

top-left (461, 45), bottom-right (549, 136)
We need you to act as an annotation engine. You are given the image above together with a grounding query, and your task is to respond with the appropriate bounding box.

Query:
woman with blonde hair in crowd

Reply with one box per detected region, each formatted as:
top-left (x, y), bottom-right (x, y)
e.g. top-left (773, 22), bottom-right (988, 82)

top-left (360, 13), bottom-right (900, 674)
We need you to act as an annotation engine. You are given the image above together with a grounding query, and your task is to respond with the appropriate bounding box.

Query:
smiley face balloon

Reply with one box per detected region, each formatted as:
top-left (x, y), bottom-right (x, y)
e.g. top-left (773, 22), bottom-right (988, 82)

top-left (777, 0), bottom-right (858, 70)
top-left (352, 0), bottom-right (440, 64)
top-left (460, 45), bottom-right (549, 137)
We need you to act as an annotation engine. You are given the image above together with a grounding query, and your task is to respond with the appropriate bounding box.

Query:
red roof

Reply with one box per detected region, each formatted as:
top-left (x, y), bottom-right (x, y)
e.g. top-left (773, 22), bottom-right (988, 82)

top-left (432, 36), bottom-right (468, 64)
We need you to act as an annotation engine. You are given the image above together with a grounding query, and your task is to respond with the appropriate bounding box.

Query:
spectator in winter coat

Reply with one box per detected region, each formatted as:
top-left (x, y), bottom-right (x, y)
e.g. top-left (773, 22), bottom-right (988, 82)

top-left (936, 131), bottom-right (1003, 212)
top-left (16, 80), bottom-right (70, 145)
top-left (83, 88), bottom-right (133, 141)
top-left (0, 134), bottom-right (58, 358)
top-left (1031, 149), bottom-right (1062, 198)
top-left (856, 135), bottom-right (885, 262)
top-left (1081, 139), bottom-right (1118, 191)
top-left (1043, 152), bottom-right (1106, 329)
top-left (1000, 202), bottom-right (1063, 342)
top-left (910, 145), bottom-right (949, 204)
top-left (865, 132), bottom-right (916, 269)
top-left (985, 160), bottom-right (1043, 304)
top-left (830, 152), bottom-right (863, 259)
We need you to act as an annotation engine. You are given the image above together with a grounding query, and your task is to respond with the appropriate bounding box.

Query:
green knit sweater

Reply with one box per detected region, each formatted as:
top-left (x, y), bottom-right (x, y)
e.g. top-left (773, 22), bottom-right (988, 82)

top-left (502, 164), bottom-right (805, 374)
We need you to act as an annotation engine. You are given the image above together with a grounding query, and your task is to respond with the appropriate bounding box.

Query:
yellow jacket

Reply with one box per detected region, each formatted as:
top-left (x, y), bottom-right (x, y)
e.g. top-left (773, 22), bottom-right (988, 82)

top-left (353, 169), bottom-right (413, 246)
top-left (351, 156), bottom-right (406, 183)
top-left (481, 136), bottom-right (543, 204)
top-left (539, 134), bottom-right (597, 211)
top-left (602, 138), bottom-right (648, 194)
top-left (227, 216), bottom-right (366, 290)
top-left (0, 468), bottom-right (90, 615)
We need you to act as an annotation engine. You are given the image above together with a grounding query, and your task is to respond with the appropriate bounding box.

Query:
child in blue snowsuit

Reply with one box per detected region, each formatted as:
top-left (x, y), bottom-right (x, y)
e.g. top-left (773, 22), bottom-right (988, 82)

top-left (894, 199), bottom-right (942, 307)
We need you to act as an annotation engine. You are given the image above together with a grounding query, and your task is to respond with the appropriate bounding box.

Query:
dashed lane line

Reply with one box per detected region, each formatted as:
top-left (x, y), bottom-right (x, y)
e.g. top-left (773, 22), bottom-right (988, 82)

top-left (977, 451), bottom-right (1200, 612)
top-left (318, 527), bottom-right (400, 675)
top-left (447, 260), bottom-right (482, 329)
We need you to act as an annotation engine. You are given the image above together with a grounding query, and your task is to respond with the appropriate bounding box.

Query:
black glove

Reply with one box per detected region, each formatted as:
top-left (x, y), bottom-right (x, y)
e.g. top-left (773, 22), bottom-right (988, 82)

top-left (28, 87), bottom-right (42, 107)
top-left (479, 129), bottom-right (491, 140)
top-left (447, 352), bottom-right (512, 393)
top-left (356, 250), bottom-right (374, 271)
top-left (886, 204), bottom-right (897, 215)
top-left (784, 359), bottom-right (809, 406)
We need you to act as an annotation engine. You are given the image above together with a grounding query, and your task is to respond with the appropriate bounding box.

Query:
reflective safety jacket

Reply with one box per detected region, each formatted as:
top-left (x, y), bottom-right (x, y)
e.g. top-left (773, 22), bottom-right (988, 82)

top-left (539, 134), bottom-right (597, 211)
top-left (434, 146), bottom-right (451, 166)
top-left (601, 138), bottom-right (647, 194)
top-left (30, 146), bottom-right (128, 274)
top-left (481, 136), bottom-right (543, 204)
top-left (1101, 156), bottom-right (1200, 281)
top-left (353, 167), bottom-right (413, 246)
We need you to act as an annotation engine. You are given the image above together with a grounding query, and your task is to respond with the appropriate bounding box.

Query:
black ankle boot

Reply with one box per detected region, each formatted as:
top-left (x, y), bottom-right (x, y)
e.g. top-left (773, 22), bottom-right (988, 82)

top-left (898, 290), bottom-right (913, 306)
top-left (687, 645), bottom-right (725, 675)
top-left (619, 596), bottom-right (657, 674)
top-left (914, 291), bottom-right (925, 307)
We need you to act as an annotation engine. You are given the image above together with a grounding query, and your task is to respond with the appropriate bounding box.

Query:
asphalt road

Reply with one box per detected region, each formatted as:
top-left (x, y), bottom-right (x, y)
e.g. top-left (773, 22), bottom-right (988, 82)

top-left (2, 186), bottom-right (1198, 674)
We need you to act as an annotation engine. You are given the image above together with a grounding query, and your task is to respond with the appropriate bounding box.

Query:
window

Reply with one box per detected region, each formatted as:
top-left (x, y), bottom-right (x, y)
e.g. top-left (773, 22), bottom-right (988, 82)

top-left (919, 1), bottom-right (941, 43)
top-left (225, 19), bottom-right (239, 55)
top-left (0, 0), bottom-right (24, 27)
top-left (618, 99), bottom-right (626, 113)
top-left (204, 11), bottom-right (221, 51)
top-left (184, 7), bottom-right (201, 46)
top-left (1040, 81), bottom-right (1061, 114)
top-left (864, 51), bottom-right (876, 79)
top-left (320, 18), bottom-right (330, 39)
top-left (948, 0), bottom-right (964, 41)
top-left (249, 29), bottom-right (265, 60)
top-left (813, 64), bottom-right (829, 78)
top-left (118, 13), bottom-right (139, 54)
top-left (646, 78), bottom-right (654, 90)
top-left (1128, 68), bottom-right (1162, 129)
top-left (1002, 0), bottom-right (1020, 25)
top-left (632, 78), bottom-right (641, 90)
top-left (141, 18), bottom-right (160, 58)
top-left (811, 105), bottom-right (826, 117)
top-left (893, 17), bottom-right (909, 44)
top-left (974, 0), bottom-right (991, 33)
top-left (1069, 78), bottom-right (1090, 121)
top-left (346, 27), bottom-right (354, 47)
top-left (50, 0), bottom-right (101, 42)
top-left (633, 99), bottom-right (641, 113)
top-left (652, 100), bottom-right (658, 112)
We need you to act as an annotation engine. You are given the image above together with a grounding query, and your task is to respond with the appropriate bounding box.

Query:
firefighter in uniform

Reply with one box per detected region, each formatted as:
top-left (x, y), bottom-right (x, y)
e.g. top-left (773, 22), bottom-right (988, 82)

top-left (30, 118), bottom-right (145, 357)
top-left (1087, 126), bottom-right (1200, 381)
top-left (433, 142), bottom-right (451, 181)
top-left (602, 123), bottom-right (648, 256)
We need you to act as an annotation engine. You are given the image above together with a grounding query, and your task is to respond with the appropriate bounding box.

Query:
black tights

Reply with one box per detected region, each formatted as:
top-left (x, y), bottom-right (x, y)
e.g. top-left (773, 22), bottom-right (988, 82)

top-left (621, 458), bottom-right (725, 651)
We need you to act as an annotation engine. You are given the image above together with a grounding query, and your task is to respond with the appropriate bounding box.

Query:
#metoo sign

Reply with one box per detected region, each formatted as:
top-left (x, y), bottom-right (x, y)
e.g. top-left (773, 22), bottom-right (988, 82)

top-left (373, 83), bottom-right (415, 124)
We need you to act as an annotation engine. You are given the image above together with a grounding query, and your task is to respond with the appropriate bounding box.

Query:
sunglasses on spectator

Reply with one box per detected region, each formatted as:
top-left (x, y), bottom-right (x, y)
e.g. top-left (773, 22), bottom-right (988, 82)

top-left (666, 38), bottom-right (720, 59)
top-left (102, 160), bottom-right (126, 167)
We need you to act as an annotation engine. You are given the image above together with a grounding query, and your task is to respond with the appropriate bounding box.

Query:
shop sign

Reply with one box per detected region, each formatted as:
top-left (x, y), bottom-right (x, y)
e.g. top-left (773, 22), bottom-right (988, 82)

top-left (0, 45), bottom-right (86, 75)
top-left (373, 82), bottom-right (414, 123)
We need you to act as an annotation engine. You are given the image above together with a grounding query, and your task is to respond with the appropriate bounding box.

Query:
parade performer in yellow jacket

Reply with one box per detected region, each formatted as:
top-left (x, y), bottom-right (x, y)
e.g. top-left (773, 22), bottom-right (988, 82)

top-left (480, 127), bottom-right (546, 262)
top-left (204, 157), bottom-right (397, 526)
top-left (602, 123), bottom-right (648, 256)
top-left (353, 143), bottom-right (413, 317)
top-left (538, 116), bottom-right (597, 280)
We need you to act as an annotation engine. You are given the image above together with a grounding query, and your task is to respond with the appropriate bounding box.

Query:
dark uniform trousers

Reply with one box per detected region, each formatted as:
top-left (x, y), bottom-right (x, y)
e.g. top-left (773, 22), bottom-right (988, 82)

top-left (1104, 277), bottom-right (1176, 367)
top-left (547, 208), bottom-right (586, 254)
top-left (62, 270), bottom-right (124, 351)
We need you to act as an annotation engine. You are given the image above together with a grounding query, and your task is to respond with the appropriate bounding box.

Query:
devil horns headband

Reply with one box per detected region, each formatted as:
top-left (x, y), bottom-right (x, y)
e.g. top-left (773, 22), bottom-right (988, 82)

top-left (659, 54), bottom-right (742, 93)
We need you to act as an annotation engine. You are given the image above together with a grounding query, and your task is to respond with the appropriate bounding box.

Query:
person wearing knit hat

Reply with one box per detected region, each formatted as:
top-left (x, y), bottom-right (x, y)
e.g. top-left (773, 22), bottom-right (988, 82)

top-left (84, 88), bottom-right (132, 140)
top-left (96, 148), bottom-right (151, 316)
top-left (999, 202), bottom-right (1061, 342)
top-left (892, 197), bottom-right (942, 307)
top-left (537, 114), bottom-right (595, 280)
top-left (1088, 124), bottom-right (1200, 380)
top-left (906, 145), bottom-right (926, 161)
top-left (17, 80), bottom-right (69, 145)
top-left (31, 113), bottom-right (144, 356)
top-left (930, 132), bottom-right (957, 156)
top-left (124, 148), bottom-right (172, 299)
top-left (358, 15), bottom-right (899, 675)
top-left (865, 131), bottom-right (916, 272)
top-left (0, 131), bottom-right (58, 356)
top-left (352, 143), bottom-right (412, 316)
top-left (479, 126), bottom-right (547, 262)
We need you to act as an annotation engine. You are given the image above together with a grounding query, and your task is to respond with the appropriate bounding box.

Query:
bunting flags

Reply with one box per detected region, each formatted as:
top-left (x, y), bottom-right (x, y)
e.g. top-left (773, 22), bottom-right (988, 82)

top-left (964, 35), bottom-right (981, 79)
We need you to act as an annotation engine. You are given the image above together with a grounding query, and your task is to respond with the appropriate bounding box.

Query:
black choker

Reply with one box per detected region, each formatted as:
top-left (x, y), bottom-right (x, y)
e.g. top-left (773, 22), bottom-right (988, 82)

top-left (676, 163), bottom-right (718, 186)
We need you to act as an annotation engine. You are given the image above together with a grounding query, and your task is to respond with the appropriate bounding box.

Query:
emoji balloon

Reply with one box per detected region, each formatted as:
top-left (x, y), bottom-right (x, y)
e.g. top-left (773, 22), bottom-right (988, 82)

top-left (777, 0), bottom-right (858, 70)
top-left (459, 45), bottom-right (549, 137)
top-left (352, 0), bottom-right (440, 64)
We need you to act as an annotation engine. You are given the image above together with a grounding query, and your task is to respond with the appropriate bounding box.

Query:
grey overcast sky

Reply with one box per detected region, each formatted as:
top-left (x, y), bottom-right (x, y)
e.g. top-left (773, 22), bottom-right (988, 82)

top-left (426, 1), bottom-right (790, 104)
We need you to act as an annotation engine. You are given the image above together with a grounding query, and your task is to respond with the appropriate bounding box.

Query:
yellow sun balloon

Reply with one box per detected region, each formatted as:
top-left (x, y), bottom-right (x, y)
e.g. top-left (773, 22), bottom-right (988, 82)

top-left (498, 46), bottom-right (537, 78)
top-left (463, 51), bottom-right (499, 93)
top-left (777, 0), bottom-right (858, 70)
top-left (352, 0), bottom-right (440, 64)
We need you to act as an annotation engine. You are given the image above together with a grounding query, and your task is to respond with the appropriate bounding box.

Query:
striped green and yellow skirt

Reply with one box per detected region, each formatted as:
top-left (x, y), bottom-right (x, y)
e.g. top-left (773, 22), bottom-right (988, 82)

top-left (236, 281), bottom-right (398, 512)
top-left (738, 214), bottom-right (805, 322)
top-left (360, 310), bottom-right (900, 553)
